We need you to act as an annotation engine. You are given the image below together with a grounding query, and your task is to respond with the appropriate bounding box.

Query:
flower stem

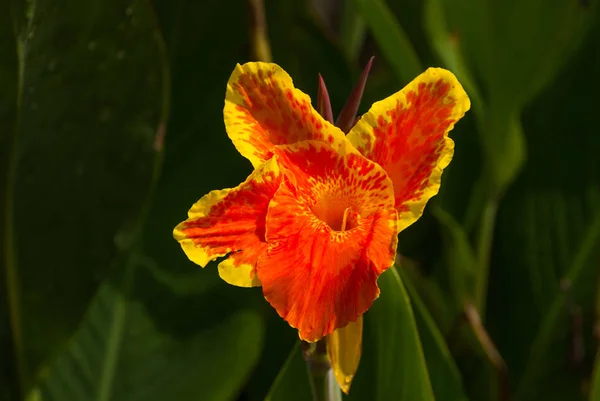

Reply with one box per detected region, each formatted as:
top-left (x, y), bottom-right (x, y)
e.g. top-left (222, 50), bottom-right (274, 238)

top-left (302, 340), bottom-right (342, 401)
top-left (464, 302), bottom-right (509, 401)
top-left (248, 0), bottom-right (272, 62)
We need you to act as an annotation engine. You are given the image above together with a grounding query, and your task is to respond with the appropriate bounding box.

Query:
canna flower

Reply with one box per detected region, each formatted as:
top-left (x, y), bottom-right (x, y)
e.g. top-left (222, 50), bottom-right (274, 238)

top-left (174, 62), bottom-right (470, 392)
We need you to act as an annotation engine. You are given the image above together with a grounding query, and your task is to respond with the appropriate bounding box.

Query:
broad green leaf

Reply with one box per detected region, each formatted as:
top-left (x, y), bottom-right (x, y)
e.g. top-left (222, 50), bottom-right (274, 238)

top-left (491, 186), bottom-right (599, 401)
top-left (431, 0), bottom-right (593, 193)
top-left (396, 258), bottom-right (455, 336)
top-left (515, 210), bottom-right (600, 401)
top-left (487, 24), bottom-right (600, 399)
top-left (440, 0), bottom-right (593, 110)
top-left (30, 259), bottom-right (265, 401)
top-left (351, 0), bottom-right (422, 85)
top-left (348, 267), bottom-right (434, 401)
top-left (263, 343), bottom-right (313, 401)
top-left (398, 268), bottom-right (469, 401)
top-left (2, 0), bottom-right (167, 391)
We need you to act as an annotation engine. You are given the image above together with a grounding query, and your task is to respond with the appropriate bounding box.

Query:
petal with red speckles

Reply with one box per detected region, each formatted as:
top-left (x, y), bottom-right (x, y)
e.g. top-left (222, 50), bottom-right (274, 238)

top-left (257, 140), bottom-right (398, 342)
top-left (224, 62), bottom-right (346, 168)
top-left (347, 68), bottom-right (470, 233)
top-left (173, 158), bottom-right (283, 287)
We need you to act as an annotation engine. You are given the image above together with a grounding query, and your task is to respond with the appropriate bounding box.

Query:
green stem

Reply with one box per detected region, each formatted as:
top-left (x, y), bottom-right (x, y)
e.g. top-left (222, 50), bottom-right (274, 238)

top-left (302, 340), bottom-right (342, 401)
top-left (464, 302), bottom-right (509, 401)
top-left (474, 196), bottom-right (498, 318)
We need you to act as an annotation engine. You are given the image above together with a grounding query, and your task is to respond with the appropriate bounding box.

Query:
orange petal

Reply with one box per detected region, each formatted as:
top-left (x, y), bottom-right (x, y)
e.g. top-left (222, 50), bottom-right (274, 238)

top-left (347, 68), bottom-right (470, 233)
top-left (326, 316), bottom-right (363, 394)
top-left (224, 62), bottom-right (346, 168)
top-left (173, 158), bottom-right (282, 287)
top-left (257, 140), bottom-right (398, 342)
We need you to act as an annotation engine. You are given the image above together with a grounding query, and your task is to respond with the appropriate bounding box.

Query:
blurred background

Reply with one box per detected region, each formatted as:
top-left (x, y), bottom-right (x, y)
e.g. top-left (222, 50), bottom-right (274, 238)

top-left (1, 0), bottom-right (600, 400)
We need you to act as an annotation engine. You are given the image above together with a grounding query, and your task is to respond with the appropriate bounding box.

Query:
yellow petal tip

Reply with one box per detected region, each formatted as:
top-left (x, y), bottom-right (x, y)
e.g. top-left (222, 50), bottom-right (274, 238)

top-left (336, 372), bottom-right (353, 394)
top-left (326, 316), bottom-right (363, 395)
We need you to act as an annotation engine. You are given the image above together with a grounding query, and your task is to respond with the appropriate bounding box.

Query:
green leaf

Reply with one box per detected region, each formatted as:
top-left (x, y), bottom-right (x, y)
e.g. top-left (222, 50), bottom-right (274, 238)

top-left (394, 258), bottom-right (455, 336)
top-left (431, 206), bottom-right (476, 309)
top-left (263, 343), bottom-right (313, 401)
top-left (398, 268), bottom-right (469, 401)
top-left (485, 110), bottom-right (526, 195)
top-left (339, 0), bottom-right (366, 62)
top-left (515, 209), bottom-right (600, 401)
top-left (428, 0), bottom-right (593, 196)
top-left (487, 26), bottom-right (600, 399)
top-left (423, 0), bottom-right (492, 203)
top-left (431, 0), bottom-right (593, 194)
top-left (30, 258), bottom-right (264, 401)
top-left (423, 0), bottom-right (484, 125)
top-left (243, 310), bottom-right (298, 401)
top-left (351, 0), bottom-right (422, 85)
top-left (2, 0), bottom-right (168, 392)
top-left (439, 0), bottom-right (593, 110)
top-left (348, 267), bottom-right (434, 401)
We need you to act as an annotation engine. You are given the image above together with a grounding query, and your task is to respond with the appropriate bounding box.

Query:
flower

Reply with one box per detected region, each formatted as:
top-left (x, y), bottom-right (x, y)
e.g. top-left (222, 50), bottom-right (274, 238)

top-left (174, 62), bottom-right (470, 392)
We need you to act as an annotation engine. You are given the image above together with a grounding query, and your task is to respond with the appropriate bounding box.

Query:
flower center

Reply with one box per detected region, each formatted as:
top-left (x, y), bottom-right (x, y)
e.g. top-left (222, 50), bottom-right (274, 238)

top-left (311, 198), bottom-right (358, 232)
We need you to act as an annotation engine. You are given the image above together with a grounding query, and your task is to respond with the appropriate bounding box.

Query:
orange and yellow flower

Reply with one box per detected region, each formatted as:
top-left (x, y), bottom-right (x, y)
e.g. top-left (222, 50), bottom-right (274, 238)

top-left (174, 62), bottom-right (470, 392)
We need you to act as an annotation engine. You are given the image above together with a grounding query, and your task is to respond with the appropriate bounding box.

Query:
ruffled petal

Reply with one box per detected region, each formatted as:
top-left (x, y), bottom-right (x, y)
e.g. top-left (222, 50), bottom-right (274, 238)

top-left (224, 62), bottom-right (346, 168)
top-left (173, 158), bottom-right (282, 287)
top-left (257, 140), bottom-right (398, 341)
top-left (326, 316), bottom-right (363, 394)
top-left (347, 68), bottom-right (470, 232)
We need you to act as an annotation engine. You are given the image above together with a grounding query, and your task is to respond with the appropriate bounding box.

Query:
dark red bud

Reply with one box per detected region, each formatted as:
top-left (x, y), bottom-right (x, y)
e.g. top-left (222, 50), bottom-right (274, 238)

top-left (317, 74), bottom-right (334, 124)
top-left (335, 56), bottom-right (374, 133)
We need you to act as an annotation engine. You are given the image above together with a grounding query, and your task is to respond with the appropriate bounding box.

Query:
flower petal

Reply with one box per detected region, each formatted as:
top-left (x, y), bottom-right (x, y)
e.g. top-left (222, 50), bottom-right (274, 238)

top-left (347, 68), bottom-right (470, 233)
top-left (173, 158), bottom-right (282, 287)
top-left (224, 62), bottom-right (346, 168)
top-left (257, 140), bottom-right (398, 342)
top-left (326, 316), bottom-right (363, 394)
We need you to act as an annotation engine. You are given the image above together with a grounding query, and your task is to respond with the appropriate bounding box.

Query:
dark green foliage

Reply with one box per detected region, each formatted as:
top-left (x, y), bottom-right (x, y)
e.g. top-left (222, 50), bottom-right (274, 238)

top-left (2, 0), bottom-right (600, 400)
